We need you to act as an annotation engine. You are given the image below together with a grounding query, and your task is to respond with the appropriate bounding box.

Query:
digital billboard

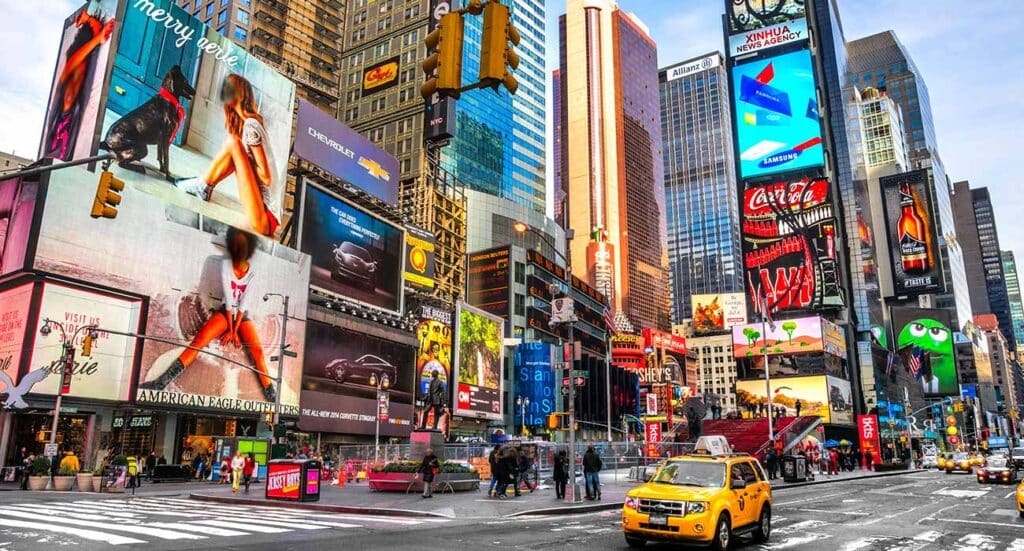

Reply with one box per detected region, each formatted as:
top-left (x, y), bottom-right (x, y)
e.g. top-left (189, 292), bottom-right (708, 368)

top-left (467, 246), bottom-right (511, 321)
top-left (293, 100), bottom-right (399, 206)
top-left (821, 318), bottom-right (846, 359)
top-left (726, 0), bottom-right (807, 58)
top-left (416, 305), bottom-right (452, 403)
top-left (891, 307), bottom-right (958, 396)
top-left (404, 224), bottom-right (436, 290)
top-left (454, 302), bottom-right (504, 420)
top-left (0, 284), bottom-right (34, 394)
top-left (361, 55), bottom-right (401, 96)
top-left (691, 293), bottom-right (747, 334)
top-left (299, 320), bottom-right (415, 437)
top-left (514, 343), bottom-right (555, 429)
top-left (732, 315), bottom-right (824, 358)
top-left (879, 170), bottom-right (945, 296)
top-left (299, 184), bottom-right (405, 315)
top-left (741, 178), bottom-right (842, 315)
top-left (0, 173), bottom-right (40, 277)
top-left (736, 374), bottom-right (852, 424)
top-left (732, 49), bottom-right (823, 179)
top-left (32, 165), bottom-right (310, 416)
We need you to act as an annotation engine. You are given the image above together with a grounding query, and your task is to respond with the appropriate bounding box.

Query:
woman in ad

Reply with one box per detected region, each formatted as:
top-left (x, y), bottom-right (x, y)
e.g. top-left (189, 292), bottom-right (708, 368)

top-left (176, 74), bottom-right (280, 237)
top-left (140, 227), bottom-right (276, 402)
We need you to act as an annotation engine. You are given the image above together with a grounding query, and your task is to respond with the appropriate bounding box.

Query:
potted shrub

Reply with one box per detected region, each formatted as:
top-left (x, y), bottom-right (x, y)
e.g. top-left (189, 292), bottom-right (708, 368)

top-left (90, 466), bottom-right (104, 492)
top-left (53, 467), bottom-right (76, 491)
top-left (27, 457), bottom-right (50, 491)
top-left (76, 467), bottom-right (93, 492)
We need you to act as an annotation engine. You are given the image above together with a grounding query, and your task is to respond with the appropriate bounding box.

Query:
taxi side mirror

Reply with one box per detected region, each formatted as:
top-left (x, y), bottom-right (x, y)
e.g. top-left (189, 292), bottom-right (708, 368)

top-left (730, 479), bottom-right (746, 490)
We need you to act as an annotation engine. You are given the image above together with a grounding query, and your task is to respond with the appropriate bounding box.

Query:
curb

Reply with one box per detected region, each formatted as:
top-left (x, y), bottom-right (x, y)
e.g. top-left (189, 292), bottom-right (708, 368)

top-left (507, 502), bottom-right (622, 517)
top-left (772, 468), bottom-right (927, 490)
top-left (189, 492), bottom-right (456, 519)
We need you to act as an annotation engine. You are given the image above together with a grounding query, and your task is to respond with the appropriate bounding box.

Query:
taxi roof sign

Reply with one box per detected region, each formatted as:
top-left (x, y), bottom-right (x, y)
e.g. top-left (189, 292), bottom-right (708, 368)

top-left (694, 436), bottom-right (732, 456)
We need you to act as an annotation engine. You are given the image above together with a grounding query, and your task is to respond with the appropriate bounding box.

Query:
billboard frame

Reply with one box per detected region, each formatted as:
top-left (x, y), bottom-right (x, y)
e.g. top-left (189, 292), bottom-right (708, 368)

top-left (452, 301), bottom-right (505, 421)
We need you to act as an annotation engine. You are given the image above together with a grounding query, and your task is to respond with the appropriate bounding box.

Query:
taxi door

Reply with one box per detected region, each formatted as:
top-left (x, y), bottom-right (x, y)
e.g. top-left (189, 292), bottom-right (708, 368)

top-left (743, 460), bottom-right (771, 517)
top-left (729, 463), bottom-right (757, 527)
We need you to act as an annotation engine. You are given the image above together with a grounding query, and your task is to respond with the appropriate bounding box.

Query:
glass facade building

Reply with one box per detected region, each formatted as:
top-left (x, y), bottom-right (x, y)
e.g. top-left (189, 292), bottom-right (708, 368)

top-left (1001, 251), bottom-right (1024, 351)
top-left (971, 187), bottom-right (1015, 350)
top-left (658, 52), bottom-right (741, 323)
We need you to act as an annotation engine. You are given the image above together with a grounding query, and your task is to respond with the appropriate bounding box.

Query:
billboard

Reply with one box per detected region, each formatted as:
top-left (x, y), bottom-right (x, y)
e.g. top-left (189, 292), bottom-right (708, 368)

top-left (726, 0), bottom-right (807, 58)
top-left (361, 55), bottom-right (401, 96)
top-left (0, 284), bottom-right (34, 394)
top-left (454, 303), bottom-right (504, 420)
top-left (732, 49), bottom-right (823, 179)
top-left (821, 318), bottom-right (846, 359)
top-left (879, 170), bottom-right (945, 296)
top-left (513, 343), bottom-right (555, 428)
top-left (691, 293), bottom-right (747, 334)
top-left (38, 1), bottom-right (117, 161)
top-left (736, 375), bottom-right (852, 424)
top-left (891, 307), bottom-right (957, 396)
top-left (467, 246), bottom-right (511, 320)
top-left (857, 414), bottom-right (882, 463)
top-left (0, 174), bottom-right (40, 277)
top-left (404, 224), bottom-right (436, 290)
top-left (416, 305), bottom-right (452, 401)
top-left (299, 321), bottom-right (414, 436)
top-left (741, 178), bottom-right (842, 315)
top-left (33, 165), bottom-right (310, 415)
top-left (299, 184), bottom-right (405, 315)
top-left (732, 315), bottom-right (824, 358)
top-left (293, 100), bottom-right (399, 206)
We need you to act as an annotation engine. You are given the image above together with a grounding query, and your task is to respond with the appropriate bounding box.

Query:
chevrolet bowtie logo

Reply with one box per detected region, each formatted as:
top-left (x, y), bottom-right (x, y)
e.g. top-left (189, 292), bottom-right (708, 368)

top-left (358, 157), bottom-right (391, 182)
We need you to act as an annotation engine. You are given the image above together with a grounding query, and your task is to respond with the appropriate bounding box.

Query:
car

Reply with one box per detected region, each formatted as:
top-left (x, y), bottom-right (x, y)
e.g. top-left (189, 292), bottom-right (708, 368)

top-left (331, 241), bottom-right (377, 289)
top-left (1012, 448), bottom-right (1024, 470)
top-left (946, 452), bottom-right (974, 474)
top-left (921, 453), bottom-right (939, 469)
top-left (978, 455), bottom-right (1018, 484)
top-left (1017, 481), bottom-right (1024, 518)
top-left (971, 453), bottom-right (987, 467)
top-left (642, 460), bottom-right (668, 482)
top-left (622, 450), bottom-right (771, 550)
top-left (324, 354), bottom-right (396, 388)
top-left (936, 454), bottom-right (949, 470)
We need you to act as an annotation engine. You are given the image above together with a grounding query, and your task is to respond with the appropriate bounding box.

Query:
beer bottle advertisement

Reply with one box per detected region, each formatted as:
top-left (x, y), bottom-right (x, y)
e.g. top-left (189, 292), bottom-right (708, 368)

top-left (880, 169), bottom-right (945, 296)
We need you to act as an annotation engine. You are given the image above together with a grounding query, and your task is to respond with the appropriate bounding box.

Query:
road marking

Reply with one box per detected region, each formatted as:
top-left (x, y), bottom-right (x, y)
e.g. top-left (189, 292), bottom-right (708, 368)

top-left (0, 509), bottom-right (206, 540)
top-left (913, 530), bottom-right (942, 542)
top-left (775, 492), bottom-right (847, 507)
top-left (204, 515), bottom-right (331, 530)
top-left (850, 503), bottom-right (930, 527)
top-left (841, 499), bottom-right (862, 503)
top-left (144, 522), bottom-right (250, 537)
top-left (794, 508), bottom-right (868, 516)
top-left (1008, 491), bottom-right (1017, 499)
top-left (1007, 538), bottom-right (1024, 551)
top-left (760, 533), bottom-right (831, 549)
top-left (951, 533), bottom-right (997, 551)
top-left (774, 519), bottom-right (829, 533)
top-left (921, 516), bottom-right (1024, 529)
top-left (839, 537), bottom-right (889, 551)
top-left (0, 518), bottom-right (145, 545)
top-left (932, 488), bottom-right (990, 499)
top-left (193, 519), bottom-right (291, 533)
top-left (993, 508), bottom-right (1019, 517)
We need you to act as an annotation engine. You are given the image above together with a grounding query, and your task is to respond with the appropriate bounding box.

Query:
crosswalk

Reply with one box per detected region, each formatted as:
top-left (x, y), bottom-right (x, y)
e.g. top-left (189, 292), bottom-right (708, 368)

top-left (0, 497), bottom-right (449, 548)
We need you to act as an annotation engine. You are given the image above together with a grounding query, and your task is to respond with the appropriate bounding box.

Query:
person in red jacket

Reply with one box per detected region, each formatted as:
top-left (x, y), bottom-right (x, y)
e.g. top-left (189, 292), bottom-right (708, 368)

top-left (242, 452), bottom-right (257, 493)
top-left (829, 448), bottom-right (839, 476)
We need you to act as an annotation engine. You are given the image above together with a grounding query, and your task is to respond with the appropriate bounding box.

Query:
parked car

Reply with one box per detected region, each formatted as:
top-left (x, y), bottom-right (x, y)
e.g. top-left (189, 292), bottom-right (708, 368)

top-left (332, 242), bottom-right (377, 289)
top-left (921, 452), bottom-right (939, 469)
top-left (1010, 448), bottom-right (1024, 469)
top-left (325, 354), bottom-right (396, 388)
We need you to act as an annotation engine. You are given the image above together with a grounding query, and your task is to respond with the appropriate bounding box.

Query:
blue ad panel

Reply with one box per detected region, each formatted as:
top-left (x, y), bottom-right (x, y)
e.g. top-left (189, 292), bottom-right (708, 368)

top-left (733, 49), bottom-right (824, 179)
top-left (513, 343), bottom-right (555, 428)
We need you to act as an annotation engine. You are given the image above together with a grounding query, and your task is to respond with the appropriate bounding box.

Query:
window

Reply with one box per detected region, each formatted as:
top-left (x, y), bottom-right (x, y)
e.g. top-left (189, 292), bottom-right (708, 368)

top-left (239, 0), bottom-right (250, 6)
top-left (233, 26), bottom-right (248, 41)
top-left (217, 10), bottom-right (227, 25)
top-left (195, 0), bottom-right (202, 11)
top-left (369, 128), bottom-right (384, 142)
top-left (221, 0), bottom-right (229, 6)
top-left (237, 9), bottom-right (249, 25)
top-left (514, 294), bottom-right (525, 316)
top-left (206, 3), bottom-right (214, 16)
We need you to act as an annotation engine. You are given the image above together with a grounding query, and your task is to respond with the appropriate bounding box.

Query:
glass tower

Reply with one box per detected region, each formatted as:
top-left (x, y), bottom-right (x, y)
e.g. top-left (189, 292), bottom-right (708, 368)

top-left (658, 52), bottom-right (741, 324)
top-left (1001, 251), bottom-right (1024, 351)
top-left (971, 187), bottom-right (1015, 350)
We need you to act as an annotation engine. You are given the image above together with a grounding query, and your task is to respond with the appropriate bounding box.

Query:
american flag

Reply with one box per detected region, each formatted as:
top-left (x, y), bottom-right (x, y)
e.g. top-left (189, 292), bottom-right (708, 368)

top-left (907, 346), bottom-right (924, 380)
top-left (603, 306), bottom-right (617, 335)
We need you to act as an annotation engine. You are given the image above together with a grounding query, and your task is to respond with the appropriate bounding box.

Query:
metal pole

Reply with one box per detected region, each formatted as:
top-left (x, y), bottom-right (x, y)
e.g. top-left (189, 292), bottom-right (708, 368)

top-left (49, 343), bottom-right (70, 448)
top-left (605, 352), bottom-right (612, 442)
top-left (567, 319), bottom-right (580, 503)
top-left (374, 388), bottom-right (380, 464)
top-left (274, 296), bottom-right (289, 444)
top-left (762, 309), bottom-right (774, 444)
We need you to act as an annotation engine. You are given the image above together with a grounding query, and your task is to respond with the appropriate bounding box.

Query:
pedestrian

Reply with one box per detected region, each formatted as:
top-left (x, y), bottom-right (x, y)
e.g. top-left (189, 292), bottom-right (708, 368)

top-left (145, 451), bottom-right (157, 479)
top-left (795, 399), bottom-right (802, 417)
top-left (59, 450), bottom-right (80, 473)
top-left (230, 451), bottom-right (245, 493)
top-left (487, 448), bottom-right (500, 497)
top-left (493, 447), bottom-right (510, 498)
top-left (765, 448), bottom-right (777, 480)
top-left (553, 450), bottom-right (568, 500)
top-left (504, 447), bottom-right (521, 497)
top-left (243, 452), bottom-right (256, 493)
top-left (157, 454), bottom-right (167, 466)
top-left (192, 453), bottom-right (204, 480)
top-left (829, 448), bottom-right (839, 476)
top-left (20, 453), bottom-right (34, 491)
top-left (218, 457), bottom-right (230, 484)
top-left (865, 450), bottom-right (874, 471)
top-left (583, 445), bottom-right (602, 500)
top-left (855, 448), bottom-right (863, 470)
top-left (517, 452), bottom-right (534, 494)
top-left (419, 449), bottom-right (440, 499)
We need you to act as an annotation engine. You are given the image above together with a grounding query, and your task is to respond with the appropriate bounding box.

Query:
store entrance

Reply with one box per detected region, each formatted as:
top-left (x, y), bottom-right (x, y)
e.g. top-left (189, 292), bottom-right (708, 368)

top-left (8, 413), bottom-right (90, 466)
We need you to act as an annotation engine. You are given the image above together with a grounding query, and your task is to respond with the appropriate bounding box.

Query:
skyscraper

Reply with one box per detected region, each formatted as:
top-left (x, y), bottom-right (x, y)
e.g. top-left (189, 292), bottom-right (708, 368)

top-left (952, 180), bottom-right (990, 314)
top-left (970, 187), bottom-right (1015, 351)
top-left (1001, 251), bottom-right (1024, 352)
top-left (658, 52), bottom-right (741, 323)
top-left (558, 0), bottom-right (670, 332)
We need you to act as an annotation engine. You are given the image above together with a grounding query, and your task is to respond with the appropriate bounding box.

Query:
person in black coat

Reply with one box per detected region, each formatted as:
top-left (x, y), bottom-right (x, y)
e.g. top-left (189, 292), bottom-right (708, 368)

top-left (553, 450), bottom-right (568, 499)
top-left (419, 449), bottom-right (440, 498)
top-left (503, 448), bottom-right (520, 497)
top-left (492, 446), bottom-right (510, 498)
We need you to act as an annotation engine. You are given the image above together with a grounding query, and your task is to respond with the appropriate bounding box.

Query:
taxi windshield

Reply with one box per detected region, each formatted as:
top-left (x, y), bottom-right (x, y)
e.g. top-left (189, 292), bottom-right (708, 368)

top-left (952, 453), bottom-right (970, 461)
top-left (651, 460), bottom-right (726, 488)
top-left (987, 457), bottom-right (1009, 468)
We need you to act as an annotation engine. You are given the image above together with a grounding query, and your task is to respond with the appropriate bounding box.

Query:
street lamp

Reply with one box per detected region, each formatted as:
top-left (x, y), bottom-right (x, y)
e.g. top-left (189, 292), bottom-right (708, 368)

top-left (373, 376), bottom-right (391, 464)
top-left (516, 395), bottom-right (530, 436)
top-left (38, 319), bottom-right (98, 455)
top-left (262, 293), bottom-right (290, 446)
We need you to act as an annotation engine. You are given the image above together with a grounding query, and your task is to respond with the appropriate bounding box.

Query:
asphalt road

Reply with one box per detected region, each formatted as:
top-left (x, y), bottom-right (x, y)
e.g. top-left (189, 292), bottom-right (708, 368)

top-left (2, 470), bottom-right (1024, 550)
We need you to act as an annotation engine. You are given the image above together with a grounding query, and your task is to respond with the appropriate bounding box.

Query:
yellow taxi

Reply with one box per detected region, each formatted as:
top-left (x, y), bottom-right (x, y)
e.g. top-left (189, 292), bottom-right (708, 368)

top-left (1016, 480), bottom-right (1024, 518)
top-left (936, 454), bottom-right (949, 470)
top-left (946, 452), bottom-right (974, 474)
top-left (971, 452), bottom-right (986, 467)
top-left (622, 449), bottom-right (771, 550)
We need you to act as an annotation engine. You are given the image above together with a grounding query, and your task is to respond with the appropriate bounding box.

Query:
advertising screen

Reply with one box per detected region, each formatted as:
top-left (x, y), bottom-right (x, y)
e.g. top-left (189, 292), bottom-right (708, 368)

top-left (361, 56), bottom-right (401, 96)
top-left (0, 173), bottom-right (41, 278)
top-left (857, 414), bottom-right (882, 464)
top-left (467, 246), bottom-right (512, 320)
top-left (32, 165), bottom-right (310, 415)
top-left (513, 343), bottom-right (555, 428)
top-left (27, 282), bottom-right (143, 401)
top-left (732, 316), bottom-right (824, 358)
top-left (821, 318), bottom-right (846, 359)
top-left (891, 307), bottom-right (957, 396)
top-left (732, 49), bottom-right (823, 179)
top-left (299, 185), bottom-right (405, 315)
top-left (416, 305), bottom-right (452, 400)
top-left (726, 0), bottom-right (807, 57)
top-left (741, 178), bottom-right (842, 315)
top-left (879, 170), bottom-right (945, 296)
top-left (454, 303), bottom-right (504, 420)
top-left (293, 100), bottom-right (399, 206)
top-left (299, 320), bottom-right (414, 437)
top-left (736, 375), bottom-right (850, 424)
top-left (404, 224), bottom-right (436, 290)
top-left (691, 293), bottom-right (747, 334)
top-left (265, 462), bottom-right (302, 501)
top-left (0, 284), bottom-right (34, 394)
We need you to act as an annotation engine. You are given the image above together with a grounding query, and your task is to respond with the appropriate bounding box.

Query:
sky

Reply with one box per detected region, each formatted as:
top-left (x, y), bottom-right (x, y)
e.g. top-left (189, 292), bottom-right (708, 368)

top-left (0, 0), bottom-right (1022, 266)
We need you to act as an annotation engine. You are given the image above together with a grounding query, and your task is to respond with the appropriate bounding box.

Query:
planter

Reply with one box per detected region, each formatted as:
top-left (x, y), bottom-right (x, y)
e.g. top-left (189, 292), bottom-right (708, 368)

top-left (53, 476), bottom-right (75, 491)
top-left (27, 476), bottom-right (48, 491)
top-left (91, 476), bottom-right (103, 492)
top-left (76, 473), bottom-right (93, 492)
top-left (874, 462), bottom-right (908, 473)
top-left (367, 471), bottom-right (479, 492)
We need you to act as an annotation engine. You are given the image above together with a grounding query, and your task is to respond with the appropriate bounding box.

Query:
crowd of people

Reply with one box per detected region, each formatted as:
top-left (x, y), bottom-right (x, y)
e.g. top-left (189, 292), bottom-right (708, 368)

top-left (485, 445), bottom-right (538, 498)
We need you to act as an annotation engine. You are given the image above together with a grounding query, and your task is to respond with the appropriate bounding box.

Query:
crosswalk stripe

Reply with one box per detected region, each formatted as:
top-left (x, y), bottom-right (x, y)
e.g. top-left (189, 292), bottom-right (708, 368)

top-left (0, 508), bottom-right (206, 540)
top-left (145, 522), bottom-right (251, 537)
top-left (208, 514), bottom-right (331, 530)
top-left (1007, 538), bottom-right (1024, 551)
top-left (193, 519), bottom-right (291, 533)
top-left (71, 502), bottom-right (198, 518)
top-left (16, 503), bottom-right (143, 518)
top-left (0, 517), bottom-right (146, 545)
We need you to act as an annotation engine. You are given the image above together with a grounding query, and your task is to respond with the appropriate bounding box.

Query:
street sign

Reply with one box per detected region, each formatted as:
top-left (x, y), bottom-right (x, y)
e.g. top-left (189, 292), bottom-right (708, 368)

top-left (283, 350), bottom-right (298, 358)
top-left (562, 377), bottom-right (586, 387)
top-left (571, 370), bottom-right (589, 378)
top-left (561, 387), bottom-right (569, 396)
top-left (44, 443), bottom-right (58, 457)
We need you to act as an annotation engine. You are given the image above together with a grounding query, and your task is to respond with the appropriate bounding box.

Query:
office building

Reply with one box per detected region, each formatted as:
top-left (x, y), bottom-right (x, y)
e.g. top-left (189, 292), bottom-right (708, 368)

top-left (658, 52), bottom-right (742, 324)
top-left (848, 31), bottom-right (972, 328)
top-left (975, 314), bottom-right (1018, 413)
top-left (952, 180), bottom-right (990, 314)
top-left (688, 333), bottom-right (738, 414)
top-left (558, 0), bottom-right (671, 332)
top-left (179, 0), bottom-right (344, 111)
top-left (1003, 251), bottom-right (1024, 353)
top-left (970, 188), bottom-right (1015, 351)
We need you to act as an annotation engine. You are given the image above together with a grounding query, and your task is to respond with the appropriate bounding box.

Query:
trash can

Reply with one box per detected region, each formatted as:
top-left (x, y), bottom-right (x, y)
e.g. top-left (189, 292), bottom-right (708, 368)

top-left (265, 459), bottom-right (321, 502)
top-left (781, 455), bottom-right (807, 482)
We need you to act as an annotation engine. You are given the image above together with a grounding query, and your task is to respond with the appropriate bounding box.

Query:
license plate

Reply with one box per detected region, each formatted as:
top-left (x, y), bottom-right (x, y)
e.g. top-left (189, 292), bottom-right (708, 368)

top-left (990, 475), bottom-right (999, 479)
top-left (649, 514), bottom-right (668, 525)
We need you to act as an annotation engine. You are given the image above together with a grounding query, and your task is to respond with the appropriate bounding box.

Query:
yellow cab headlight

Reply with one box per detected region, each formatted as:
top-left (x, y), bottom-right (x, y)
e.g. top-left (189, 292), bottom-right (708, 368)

top-left (686, 501), bottom-right (708, 515)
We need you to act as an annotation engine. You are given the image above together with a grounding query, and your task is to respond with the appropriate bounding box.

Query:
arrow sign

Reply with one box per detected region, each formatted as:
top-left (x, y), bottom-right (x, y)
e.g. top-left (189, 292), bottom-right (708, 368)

top-left (562, 377), bottom-right (586, 387)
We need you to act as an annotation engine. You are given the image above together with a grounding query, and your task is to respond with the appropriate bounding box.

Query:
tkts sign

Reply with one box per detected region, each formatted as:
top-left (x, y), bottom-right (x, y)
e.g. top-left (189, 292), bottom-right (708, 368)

top-left (741, 178), bottom-right (843, 315)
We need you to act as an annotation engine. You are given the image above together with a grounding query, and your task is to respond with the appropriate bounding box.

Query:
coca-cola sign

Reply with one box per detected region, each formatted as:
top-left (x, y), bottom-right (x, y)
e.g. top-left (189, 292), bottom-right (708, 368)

top-left (744, 179), bottom-right (829, 217)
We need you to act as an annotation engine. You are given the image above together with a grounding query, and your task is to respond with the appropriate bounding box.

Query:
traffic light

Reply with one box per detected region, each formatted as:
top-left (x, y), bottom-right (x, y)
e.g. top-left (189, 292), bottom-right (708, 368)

top-left (81, 334), bottom-right (93, 357)
top-left (478, 1), bottom-right (520, 94)
top-left (91, 170), bottom-right (124, 219)
top-left (421, 12), bottom-right (464, 100)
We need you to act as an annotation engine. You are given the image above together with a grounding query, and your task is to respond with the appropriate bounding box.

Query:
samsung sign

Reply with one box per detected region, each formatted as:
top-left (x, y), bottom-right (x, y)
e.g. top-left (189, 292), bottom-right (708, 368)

top-left (665, 54), bottom-right (720, 82)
